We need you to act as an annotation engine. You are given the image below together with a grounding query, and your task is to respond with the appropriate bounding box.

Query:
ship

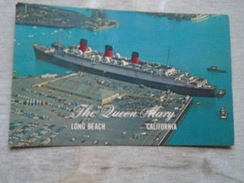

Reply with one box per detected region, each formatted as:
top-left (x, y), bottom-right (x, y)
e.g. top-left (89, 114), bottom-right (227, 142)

top-left (217, 89), bottom-right (226, 97)
top-left (219, 107), bottom-right (227, 119)
top-left (33, 39), bottom-right (217, 97)
top-left (207, 66), bottom-right (226, 73)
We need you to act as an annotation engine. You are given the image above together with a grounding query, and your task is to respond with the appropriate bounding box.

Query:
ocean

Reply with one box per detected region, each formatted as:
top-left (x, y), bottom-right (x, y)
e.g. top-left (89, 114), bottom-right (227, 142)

top-left (13, 8), bottom-right (234, 146)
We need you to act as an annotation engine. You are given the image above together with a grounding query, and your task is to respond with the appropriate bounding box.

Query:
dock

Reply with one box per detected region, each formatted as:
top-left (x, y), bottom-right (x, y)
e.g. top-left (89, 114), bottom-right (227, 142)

top-left (9, 72), bottom-right (192, 146)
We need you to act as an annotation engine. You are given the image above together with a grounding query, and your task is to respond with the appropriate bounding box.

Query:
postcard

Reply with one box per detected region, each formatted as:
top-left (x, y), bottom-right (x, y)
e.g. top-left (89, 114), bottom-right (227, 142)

top-left (9, 2), bottom-right (234, 147)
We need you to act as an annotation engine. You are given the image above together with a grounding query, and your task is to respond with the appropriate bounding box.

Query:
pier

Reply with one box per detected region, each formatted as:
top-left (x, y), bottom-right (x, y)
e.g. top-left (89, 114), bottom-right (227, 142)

top-left (9, 72), bottom-right (192, 146)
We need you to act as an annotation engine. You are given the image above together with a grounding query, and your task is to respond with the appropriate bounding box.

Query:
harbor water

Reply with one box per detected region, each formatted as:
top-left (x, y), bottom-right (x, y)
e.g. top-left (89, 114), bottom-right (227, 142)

top-left (13, 8), bottom-right (234, 146)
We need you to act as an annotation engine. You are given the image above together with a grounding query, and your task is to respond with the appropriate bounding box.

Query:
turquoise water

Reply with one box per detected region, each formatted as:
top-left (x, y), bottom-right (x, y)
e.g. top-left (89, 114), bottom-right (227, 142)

top-left (13, 8), bottom-right (234, 146)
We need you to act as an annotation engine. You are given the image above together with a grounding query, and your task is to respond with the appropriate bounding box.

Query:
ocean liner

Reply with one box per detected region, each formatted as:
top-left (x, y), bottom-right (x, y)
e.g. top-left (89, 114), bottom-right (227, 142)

top-left (33, 39), bottom-right (216, 97)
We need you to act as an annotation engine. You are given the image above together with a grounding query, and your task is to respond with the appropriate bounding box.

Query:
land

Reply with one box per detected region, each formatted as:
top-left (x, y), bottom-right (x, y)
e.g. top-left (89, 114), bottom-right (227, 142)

top-left (9, 72), bottom-right (192, 147)
top-left (148, 12), bottom-right (209, 21)
top-left (16, 3), bottom-right (120, 31)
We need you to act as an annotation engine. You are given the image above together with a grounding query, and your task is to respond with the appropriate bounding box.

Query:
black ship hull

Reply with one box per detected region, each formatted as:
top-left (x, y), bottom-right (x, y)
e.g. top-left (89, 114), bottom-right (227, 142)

top-left (207, 68), bottom-right (226, 73)
top-left (34, 47), bottom-right (216, 97)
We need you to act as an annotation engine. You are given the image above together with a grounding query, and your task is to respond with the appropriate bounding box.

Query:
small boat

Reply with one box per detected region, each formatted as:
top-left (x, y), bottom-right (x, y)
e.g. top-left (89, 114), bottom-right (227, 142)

top-left (219, 107), bottom-right (227, 119)
top-left (217, 89), bottom-right (226, 97)
top-left (196, 101), bottom-right (202, 105)
top-left (207, 66), bottom-right (226, 73)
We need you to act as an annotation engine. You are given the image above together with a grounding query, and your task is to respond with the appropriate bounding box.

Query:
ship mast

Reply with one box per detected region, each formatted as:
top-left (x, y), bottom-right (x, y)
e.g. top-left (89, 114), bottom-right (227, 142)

top-left (57, 30), bottom-right (62, 51)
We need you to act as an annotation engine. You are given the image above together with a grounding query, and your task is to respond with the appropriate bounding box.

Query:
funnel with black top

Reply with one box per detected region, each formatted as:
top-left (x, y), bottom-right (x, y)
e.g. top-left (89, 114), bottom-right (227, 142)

top-left (104, 45), bottom-right (113, 57)
top-left (79, 39), bottom-right (88, 52)
top-left (131, 51), bottom-right (139, 64)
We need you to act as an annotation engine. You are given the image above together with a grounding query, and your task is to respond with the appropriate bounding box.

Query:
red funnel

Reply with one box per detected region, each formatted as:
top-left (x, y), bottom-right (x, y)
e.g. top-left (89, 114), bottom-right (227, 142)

top-left (131, 51), bottom-right (139, 64)
top-left (80, 39), bottom-right (88, 52)
top-left (104, 45), bottom-right (113, 57)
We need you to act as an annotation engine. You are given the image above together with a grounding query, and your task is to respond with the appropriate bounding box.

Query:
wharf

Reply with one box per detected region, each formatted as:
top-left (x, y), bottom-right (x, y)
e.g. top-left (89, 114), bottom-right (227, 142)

top-left (9, 72), bottom-right (192, 146)
top-left (148, 13), bottom-right (209, 21)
